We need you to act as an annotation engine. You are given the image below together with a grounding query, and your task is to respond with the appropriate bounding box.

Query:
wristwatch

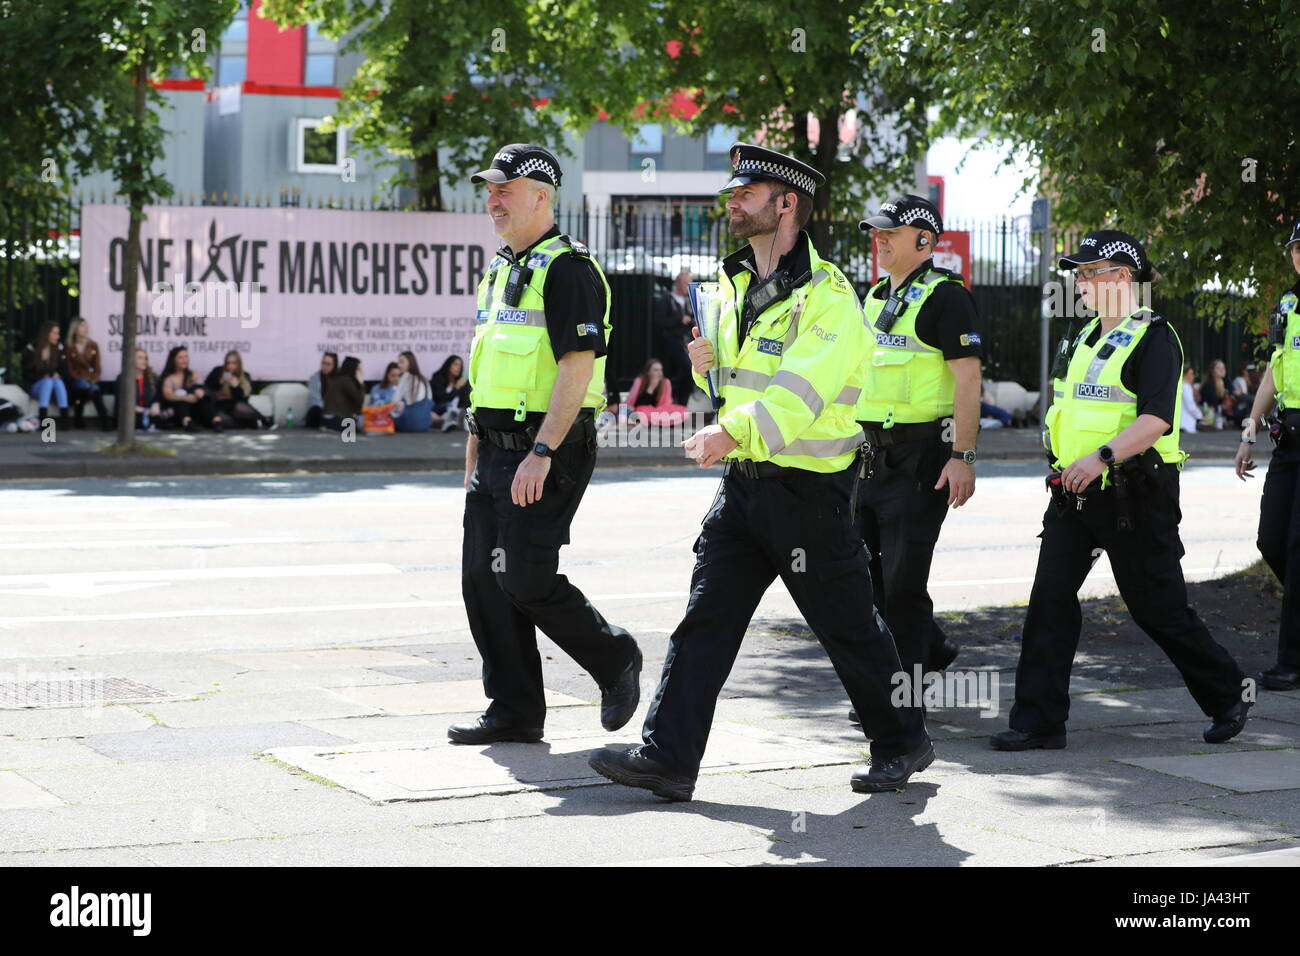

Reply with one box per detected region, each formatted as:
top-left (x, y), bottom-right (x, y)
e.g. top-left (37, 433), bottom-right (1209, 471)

top-left (531, 441), bottom-right (553, 458)
top-left (1098, 444), bottom-right (1116, 465)
top-left (951, 449), bottom-right (977, 465)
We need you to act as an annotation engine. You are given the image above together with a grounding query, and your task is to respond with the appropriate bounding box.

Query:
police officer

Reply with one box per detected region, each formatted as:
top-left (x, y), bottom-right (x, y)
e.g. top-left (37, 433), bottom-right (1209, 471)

top-left (451, 144), bottom-right (642, 745)
top-left (853, 195), bottom-right (982, 705)
top-left (992, 230), bottom-right (1250, 751)
top-left (588, 144), bottom-right (932, 800)
top-left (1233, 219), bottom-right (1300, 691)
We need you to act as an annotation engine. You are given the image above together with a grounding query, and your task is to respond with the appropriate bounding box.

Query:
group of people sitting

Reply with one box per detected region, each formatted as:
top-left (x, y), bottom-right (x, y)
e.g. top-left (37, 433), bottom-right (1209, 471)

top-left (1181, 359), bottom-right (1259, 432)
top-left (303, 351), bottom-right (470, 434)
top-left (131, 345), bottom-right (274, 431)
top-left (19, 319), bottom-right (113, 430)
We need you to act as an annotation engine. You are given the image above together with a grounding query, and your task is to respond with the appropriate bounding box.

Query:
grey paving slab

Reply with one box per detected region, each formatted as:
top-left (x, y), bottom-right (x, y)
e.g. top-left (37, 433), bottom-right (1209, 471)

top-left (1119, 749), bottom-right (1300, 793)
top-left (299, 705), bottom-right (626, 743)
top-left (210, 649), bottom-right (433, 670)
top-left (133, 828), bottom-right (489, 866)
top-left (212, 785), bottom-right (544, 837)
top-left (80, 721), bottom-right (351, 762)
top-left (0, 737), bottom-right (116, 770)
top-left (266, 726), bottom-right (853, 802)
top-left (1204, 845), bottom-right (1300, 866)
top-left (1063, 841), bottom-right (1300, 867)
top-left (326, 680), bottom-right (587, 716)
top-left (0, 771), bottom-right (63, 809)
top-left (1095, 717), bottom-right (1300, 751)
top-left (933, 762), bottom-right (1231, 812)
top-left (0, 800), bottom-right (264, 852)
top-left (142, 688), bottom-right (378, 728)
top-left (0, 847), bottom-right (156, 867)
top-left (430, 803), bottom-right (771, 866)
top-left (23, 755), bottom-right (312, 805)
top-left (204, 669), bottom-right (413, 693)
top-left (597, 854), bottom-right (736, 867)
top-left (0, 705), bottom-right (155, 739)
top-left (1177, 789), bottom-right (1300, 830)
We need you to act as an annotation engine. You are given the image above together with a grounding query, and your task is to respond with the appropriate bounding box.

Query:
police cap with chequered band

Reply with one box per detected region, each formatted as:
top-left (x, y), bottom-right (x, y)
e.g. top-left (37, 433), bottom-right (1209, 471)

top-left (720, 143), bottom-right (825, 197)
top-left (859, 194), bottom-right (945, 237)
top-left (1283, 220), bottom-right (1300, 249)
top-left (1058, 229), bottom-right (1151, 281)
top-left (470, 143), bottom-right (562, 187)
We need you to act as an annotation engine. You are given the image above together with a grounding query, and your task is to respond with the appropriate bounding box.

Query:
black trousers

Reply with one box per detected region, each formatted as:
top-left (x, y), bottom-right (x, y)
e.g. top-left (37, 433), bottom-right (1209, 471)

top-left (462, 432), bottom-right (636, 726)
top-left (1257, 436), bottom-right (1300, 669)
top-left (1010, 469), bottom-right (1245, 734)
top-left (855, 436), bottom-right (952, 676)
top-left (641, 466), bottom-right (927, 777)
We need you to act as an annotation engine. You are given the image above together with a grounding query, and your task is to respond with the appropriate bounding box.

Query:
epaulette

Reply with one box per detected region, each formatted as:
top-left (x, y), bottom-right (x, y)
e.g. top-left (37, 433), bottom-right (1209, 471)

top-left (560, 234), bottom-right (592, 258)
top-left (924, 266), bottom-right (964, 284)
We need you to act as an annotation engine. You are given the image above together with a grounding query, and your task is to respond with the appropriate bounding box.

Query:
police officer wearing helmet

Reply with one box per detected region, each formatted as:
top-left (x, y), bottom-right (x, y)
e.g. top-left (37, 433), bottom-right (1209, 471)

top-left (852, 195), bottom-right (983, 715)
top-left (588, 144), bottom-right (932, 801)
top-left (451, 144), bottom-right (642, 745)
top-left (1233, 218), bottom-right (1300, 691)
top-left (992, 230), bottom-right (1250, 751)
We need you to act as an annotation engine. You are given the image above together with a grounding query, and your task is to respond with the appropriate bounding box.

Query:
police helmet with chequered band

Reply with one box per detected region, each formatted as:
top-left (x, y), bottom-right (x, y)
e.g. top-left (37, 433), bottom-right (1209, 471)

top-left (859, 195), bottom-right (944, 237)
top-left (1283, 220), bottom-right (1300, 249)
top-left (720, 143), bottom-right (825, 197)
top-left (1058, 229), bottom-right (1151, 282)
top-left (470, 143), bottom-right (562, 187)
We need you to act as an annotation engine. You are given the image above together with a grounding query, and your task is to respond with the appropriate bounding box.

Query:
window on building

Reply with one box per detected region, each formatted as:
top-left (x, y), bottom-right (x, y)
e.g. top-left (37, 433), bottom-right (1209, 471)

top-left (218, 56), bottom-right (247, 86)
top-left (630, 125), bottom-right (663, 153)
top-left (221, 2), bottom-right (249, 42)
top-left (304, 21), bottom-right (339, 87)
top-left (705, 125), bottom-right (737, 171)
top-left (291, 117), bottom-right (348, 174)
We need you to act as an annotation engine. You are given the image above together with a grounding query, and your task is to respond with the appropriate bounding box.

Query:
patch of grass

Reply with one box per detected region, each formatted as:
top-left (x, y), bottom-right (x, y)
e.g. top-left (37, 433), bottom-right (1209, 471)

top-left (259, 754), bottom-right (340, 789)
top-left (99, 441), bottom-right (176, 458)
top-left (1226, 559), bottom-right (1284, 601)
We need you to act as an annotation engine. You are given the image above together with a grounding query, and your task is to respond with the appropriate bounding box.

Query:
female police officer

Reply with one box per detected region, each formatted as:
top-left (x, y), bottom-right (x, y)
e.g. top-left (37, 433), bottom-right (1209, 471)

top-left (1233, 219), bottom-right (1300, 691)
top-left (992, 230), bottom-right (1250, 751)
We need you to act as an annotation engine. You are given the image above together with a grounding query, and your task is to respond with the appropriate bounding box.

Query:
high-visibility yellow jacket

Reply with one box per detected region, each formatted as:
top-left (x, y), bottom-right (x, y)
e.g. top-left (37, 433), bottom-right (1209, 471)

top-left (855, 268), bottom-right (964, 426)
top-left (1045, 307), bottom-right (1187, 487)
top-left (1270, 285), bottom-right (1300, 409)
top-left (696, 234), bottom-right (866, 473)
top-left (468, 233), bottom-right (609, 420)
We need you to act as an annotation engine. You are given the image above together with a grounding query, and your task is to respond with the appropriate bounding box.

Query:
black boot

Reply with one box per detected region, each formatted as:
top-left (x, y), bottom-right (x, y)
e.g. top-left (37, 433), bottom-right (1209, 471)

top-left (73, 402), bottom-right (86, 429)
top-left (37, 406), bottom-right (49, 425)
top-left (92, 392), bottom-right (111, 430)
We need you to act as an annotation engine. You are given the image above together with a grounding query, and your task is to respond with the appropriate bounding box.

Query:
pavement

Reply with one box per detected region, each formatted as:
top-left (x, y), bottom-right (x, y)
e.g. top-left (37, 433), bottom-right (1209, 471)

top-left (0, 465), bottom-right (1295, 867)
top-left (0, 420), bottom-right (1249, 479)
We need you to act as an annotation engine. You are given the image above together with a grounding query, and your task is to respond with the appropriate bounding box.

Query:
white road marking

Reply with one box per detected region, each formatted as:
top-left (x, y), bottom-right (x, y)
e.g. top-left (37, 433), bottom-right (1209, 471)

top-left (0, 521), bottom-right (229, 532)
top-left (0, 563), bottom-right (401, 598)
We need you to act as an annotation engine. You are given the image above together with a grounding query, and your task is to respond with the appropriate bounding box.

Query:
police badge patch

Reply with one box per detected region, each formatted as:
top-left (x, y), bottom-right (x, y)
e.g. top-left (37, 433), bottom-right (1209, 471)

top-left (1282, 293), bottom-right (1298, 313)
top-left (1107, 330), bottom-right (1135, 347)
top-left (757, 337), bottom-right (784, 356)
top-left (905, 285), bottom-right (925, 302)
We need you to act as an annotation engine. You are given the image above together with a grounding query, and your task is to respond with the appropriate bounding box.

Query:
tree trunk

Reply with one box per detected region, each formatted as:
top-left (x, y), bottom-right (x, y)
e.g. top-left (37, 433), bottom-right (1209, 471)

top-left (412, 108), bottom-right (443, 211)
top-left (114, 54), bottom-right (149, 450)
top-left (808, 108), bottom-right (841, 257)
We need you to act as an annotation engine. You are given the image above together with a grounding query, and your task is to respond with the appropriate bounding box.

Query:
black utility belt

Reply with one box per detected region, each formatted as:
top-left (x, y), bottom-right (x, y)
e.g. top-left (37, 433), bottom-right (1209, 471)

top-left (724, 459), bottom-right (836, 480)
top-left (469, 410), bottom-right (593, 451)
top-left (858, 418), bottom-right (947, 447)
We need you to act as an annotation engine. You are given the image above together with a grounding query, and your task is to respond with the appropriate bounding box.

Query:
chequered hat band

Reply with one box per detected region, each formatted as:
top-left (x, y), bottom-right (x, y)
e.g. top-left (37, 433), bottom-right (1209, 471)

top-left (515, 158), bottom-right (558, 183)
top-left (898, 208), bottom-right (940, 231)
top-left (735, 158), bottom-right (817, 194)
top-left (1097, 240), bottom-right (1142, 267)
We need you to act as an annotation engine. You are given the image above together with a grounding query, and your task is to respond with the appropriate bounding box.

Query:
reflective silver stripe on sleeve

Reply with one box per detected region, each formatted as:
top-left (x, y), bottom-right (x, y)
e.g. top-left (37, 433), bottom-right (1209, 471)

top-left (810, 269), bottom-right (829, 287)
top-left (718, 366), bottom-right (773, 392)
top-left (782, 432), bottom-right (863, 460)
top-left (753, 401), bottom-right (787, 454)
top-left (772, 369), bottom-right (824, 418)
top-left (835, 385), bottom-right (861, 404)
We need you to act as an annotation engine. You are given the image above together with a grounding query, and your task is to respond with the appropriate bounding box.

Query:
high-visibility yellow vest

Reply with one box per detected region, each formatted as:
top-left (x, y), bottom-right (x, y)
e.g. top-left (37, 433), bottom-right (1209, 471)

top-left (698, 236), bottom-right (867, 473)
top-left (1270, 288), bottom-right (1300, 409)
top-left (1045, 308), bottom-right (1187, 486)
top-left (855, 269), bottom-right (964, 426)
top-left (468, 233), bottom-right (609, 419)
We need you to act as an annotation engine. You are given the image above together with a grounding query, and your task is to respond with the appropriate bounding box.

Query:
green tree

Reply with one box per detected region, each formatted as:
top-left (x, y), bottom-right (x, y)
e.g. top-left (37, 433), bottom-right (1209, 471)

top-left (923, 0), bottom-right (1299, 324)
top-left (613, 1), bottom-right (933, 253)
top-left (2, 0), bottom-right (238, 449)
top-left (261, 0), bottom-right (646, 211)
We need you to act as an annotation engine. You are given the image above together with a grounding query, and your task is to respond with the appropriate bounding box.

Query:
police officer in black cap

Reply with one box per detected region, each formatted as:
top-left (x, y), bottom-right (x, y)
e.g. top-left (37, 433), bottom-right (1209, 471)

top-left (1233, 218), bottom-right (1300, 691)
top-left (588, 144), bottom-right (932, 801)
top-left (851, 195), bottom-right (983, 719)
top-left (450, 144), bottom-right (642, 745)
top-left (992, 229), bottom-right (1250, 751)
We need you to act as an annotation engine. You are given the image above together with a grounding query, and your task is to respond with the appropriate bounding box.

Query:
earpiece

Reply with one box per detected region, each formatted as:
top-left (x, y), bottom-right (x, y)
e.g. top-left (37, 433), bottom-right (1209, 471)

top-left (916, 233), bottom-right (930, 250)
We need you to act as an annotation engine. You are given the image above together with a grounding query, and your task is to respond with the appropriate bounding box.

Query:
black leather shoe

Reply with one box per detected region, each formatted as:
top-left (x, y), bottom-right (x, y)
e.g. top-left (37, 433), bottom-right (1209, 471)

top-left (1204, 699), bottom-right (1252, 744)
top-left (928, 637), bottom-right (960, 672)
top-left (851, 739), bottom-right (935, 793)
top-left (588, 746), bottom-right (694, 801)
top-left (600, 645), bottom-right (643, 732)
top-left (1260, 667), bottom-right (1300, 691)
top-left (990, 728), bottom-right (1067, 751)
top-left (447, 714), bottom-right (543, 745)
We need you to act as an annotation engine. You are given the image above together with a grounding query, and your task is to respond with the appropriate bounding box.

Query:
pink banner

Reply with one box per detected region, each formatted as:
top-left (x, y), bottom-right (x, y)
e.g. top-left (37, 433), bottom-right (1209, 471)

top-left (79, 204), bottom-right (498, 382)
